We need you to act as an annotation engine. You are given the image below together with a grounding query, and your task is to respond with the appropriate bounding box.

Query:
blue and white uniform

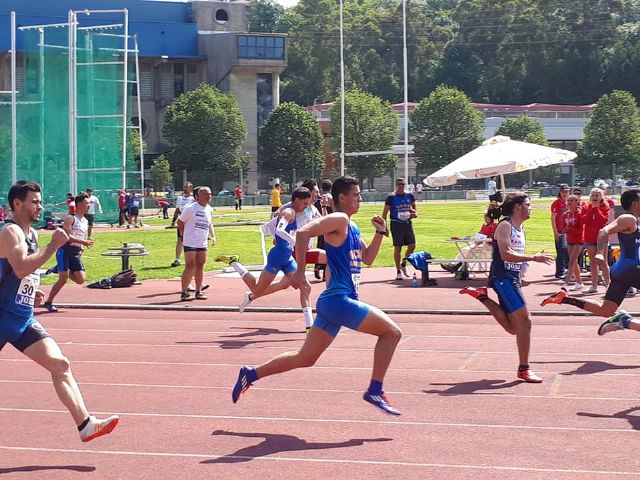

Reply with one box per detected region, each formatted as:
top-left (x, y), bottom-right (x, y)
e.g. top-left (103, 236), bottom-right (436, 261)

top-left (264, 216), bottom-right (298, 276)
top-left (606, 216), bottom-right (640, 305)
top-left (489, 218), bottom-right (526, 313)
top-left (314, 221), bottom-right (369, 336)
top-left (0, 224), bottom-right (50, 351)
top-left (56, 215), bottom-right (88, 272)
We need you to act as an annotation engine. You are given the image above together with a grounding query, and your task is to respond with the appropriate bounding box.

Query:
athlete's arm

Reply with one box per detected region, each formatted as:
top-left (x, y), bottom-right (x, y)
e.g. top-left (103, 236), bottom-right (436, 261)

top-left (0, 225), bottom-right (68, 279)
top-left (208, 220), bottom-right (216, 246)
top-left (361, 215), bottom-right (387, 265)
top-left (381, 203), bottom-right (390, 222)
top-left (274, 208), bottom-right (297, 246)
top-left (495, 221), bottom-right (553, 264)
top-left (595, 214), bottom-right (637, 259)
top-left (62, 215), bottom-right (92, 246)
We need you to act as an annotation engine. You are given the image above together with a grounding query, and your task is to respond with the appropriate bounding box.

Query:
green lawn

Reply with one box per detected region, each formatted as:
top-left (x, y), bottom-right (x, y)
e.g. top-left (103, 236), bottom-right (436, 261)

top-left (38, 199), bottom-right (557, 284)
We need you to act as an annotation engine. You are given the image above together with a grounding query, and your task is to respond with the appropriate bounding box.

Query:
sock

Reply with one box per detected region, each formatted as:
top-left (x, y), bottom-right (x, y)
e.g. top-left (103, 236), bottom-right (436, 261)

top-left (246, 367), bottom-right (259, 383)
top-left (77, 416), bottom-right (91, 431)
top-left (621, 314), bottom-right (632, 329)
top-left (231, 261), bottom-right (248, 277)
top-left (368, 380), bottom-right (383, 395)
top-left (562, 297), bottom-right (586, 309)
top-left (302, 307), bottom-right (314, 328)
top-left (518, 364), bottom-right (529, 371)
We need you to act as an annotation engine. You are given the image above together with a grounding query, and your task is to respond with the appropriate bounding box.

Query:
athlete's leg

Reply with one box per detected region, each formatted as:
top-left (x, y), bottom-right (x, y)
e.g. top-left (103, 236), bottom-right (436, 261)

top-left (393, 246), bottom-right (402, 275)
top-left (181, 250), bottom-right (197, 293)
top-left (45, 270), bottom-right (69, 306)
top-left (586, 246), bottom-right (599, 289)
top-left (23, 337), bottom-right (89, 425)
top-left (243, 270), bottom-right (277, 297)
top-left (251, 276), bottom-right (290, 300)
top-left (460, 287), bottom-right (515, 334)
top-left (69, 269), bottom-right (87, 285)
top-left (174, 238), bottom-right (183, 265)
top-left (193, 250), bottom-right (207, 291)
top-left (567, 244), bottom-right (583, 286)
top-left (506, 307), bottom-right (532, 366)
top-left (356, 305), bottom-right (402, 384)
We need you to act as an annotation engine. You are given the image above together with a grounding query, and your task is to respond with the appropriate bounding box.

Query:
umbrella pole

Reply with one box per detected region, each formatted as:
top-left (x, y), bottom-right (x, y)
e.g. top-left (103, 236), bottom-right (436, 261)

top-left (500, 174), bottom-right (506, 193)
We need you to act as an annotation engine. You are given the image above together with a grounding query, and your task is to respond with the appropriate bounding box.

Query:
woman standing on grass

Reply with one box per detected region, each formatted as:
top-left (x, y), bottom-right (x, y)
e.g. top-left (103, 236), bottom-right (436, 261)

top-left (581, 188), bottom-right (610, 294)
top-left (562, 195), bottom-right (584, 291)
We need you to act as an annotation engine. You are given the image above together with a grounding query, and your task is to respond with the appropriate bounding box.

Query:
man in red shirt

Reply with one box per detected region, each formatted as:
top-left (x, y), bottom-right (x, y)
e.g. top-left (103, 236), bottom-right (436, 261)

top-left (117, 189), bottom-right (128, 227)
top-left (234, 185), bottom-right (243, 211)
top-left (550, 184), bottom-right (571, 278)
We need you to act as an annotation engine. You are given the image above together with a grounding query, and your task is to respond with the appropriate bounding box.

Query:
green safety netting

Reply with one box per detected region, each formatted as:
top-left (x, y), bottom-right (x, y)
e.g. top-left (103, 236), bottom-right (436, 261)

top-left (0, 18), bottom-right (139, 225)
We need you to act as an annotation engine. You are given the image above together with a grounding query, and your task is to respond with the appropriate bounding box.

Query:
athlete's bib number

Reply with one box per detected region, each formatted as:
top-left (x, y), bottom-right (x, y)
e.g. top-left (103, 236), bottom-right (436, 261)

top-left (15, 273), bottom-right (40, 307)
top-left (351, 273), bottom-right (361, 293)
top-left (504, 262), bottom-right (522, 271)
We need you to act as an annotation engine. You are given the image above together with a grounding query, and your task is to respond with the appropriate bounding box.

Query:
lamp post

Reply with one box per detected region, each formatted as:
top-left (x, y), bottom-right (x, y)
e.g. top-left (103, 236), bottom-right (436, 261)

top-left (339, 0), bottom-right (345, 177)
top-left (402, 0), bottom-right (409, 181)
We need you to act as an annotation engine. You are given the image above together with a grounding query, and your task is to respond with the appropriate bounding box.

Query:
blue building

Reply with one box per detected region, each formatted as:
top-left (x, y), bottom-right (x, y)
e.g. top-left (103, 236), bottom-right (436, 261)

top-left (0, 0), bottom-right (288, 192)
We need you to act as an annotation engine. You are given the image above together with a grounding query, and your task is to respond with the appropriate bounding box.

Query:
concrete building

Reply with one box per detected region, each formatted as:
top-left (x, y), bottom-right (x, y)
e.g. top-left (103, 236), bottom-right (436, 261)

top-left (0, 0), bottom-right (287, 193)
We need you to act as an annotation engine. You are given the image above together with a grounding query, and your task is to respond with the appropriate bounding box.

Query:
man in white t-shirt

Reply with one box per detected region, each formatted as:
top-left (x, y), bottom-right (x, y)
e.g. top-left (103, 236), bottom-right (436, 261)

top-left (84, 188), bottom-right (102, 239)
top-left (177, 186), bottom-right (215, 301)
top-left (171, 183), bottom-right (194, 267)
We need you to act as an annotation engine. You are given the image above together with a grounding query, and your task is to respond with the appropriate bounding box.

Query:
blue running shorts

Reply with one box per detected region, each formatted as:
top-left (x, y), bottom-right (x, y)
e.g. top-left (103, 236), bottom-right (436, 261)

top-left (264, 248), bottom-right (297, 276)
top-left (491, 277), bottom-right (526, 314)
top-left (0, 309), bottom-right (36, 350)
top-left (314, 294), bottom-right (370, 337)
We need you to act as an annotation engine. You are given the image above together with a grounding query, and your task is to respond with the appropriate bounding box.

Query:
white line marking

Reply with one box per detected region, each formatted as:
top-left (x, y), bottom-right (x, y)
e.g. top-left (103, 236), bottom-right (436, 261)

top-left (0, 445), bottom-right (637, 475)
top-left (0, 407), bottom-right (637, 434)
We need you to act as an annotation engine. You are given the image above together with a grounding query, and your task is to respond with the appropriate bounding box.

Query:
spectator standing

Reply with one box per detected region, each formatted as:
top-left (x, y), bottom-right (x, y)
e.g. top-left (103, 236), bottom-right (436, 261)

top-left (415, 182), bottom-right (423, 196)
top-left (234, 184), bottom-right (244, 211)
top-left (84, 188), bottom-right (102, 239)
top-left (271, 183), bottom-right (282, 213)
top-left (117, 189), bottom-right (128, 227)
top-left (581, 187), bottom-right (611, 293)
top-left (170, 183), bottom-right (194, 267)
top-left (156, 199), bottom-right (170, 219)
top-left (487, 176), bottom-right (499, 202)
top-left (562, 195), bottom-right (584, 291)
top-left (550, 184), bottom-right (571, 278)
top-left (314, 179), bottom-right (334, 280)
top-left (127, 191), bottom-right (142, 228)
top-left (382, 178), bottom-right (417, 280)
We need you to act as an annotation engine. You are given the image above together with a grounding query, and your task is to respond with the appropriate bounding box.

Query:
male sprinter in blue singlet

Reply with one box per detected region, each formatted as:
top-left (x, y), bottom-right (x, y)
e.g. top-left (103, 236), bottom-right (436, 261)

top-left (0, 181), bottom-right (118, 441)
top-left (460, 192), bottom-right (553, 383)
top-left (230, 177), bottom-right (403, 415)
top-left (542, 189), bottom-right (640, 336)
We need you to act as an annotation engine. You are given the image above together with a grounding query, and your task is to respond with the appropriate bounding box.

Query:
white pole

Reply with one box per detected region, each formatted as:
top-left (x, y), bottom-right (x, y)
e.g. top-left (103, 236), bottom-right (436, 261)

top-left (10, 11), bottom-right (17, 184)
top-left (339, 0), bottom-right (345, 177)
top-left (121, 9), bottom-right (129, 191)
top-left (134, 34), bottom-right (144, 196)
top-left (402, 0), bottom-right (409, 181)
top-left (39, 28), bottom-right (45, 189)
top-left (68, 10), bottom-right (77, 194)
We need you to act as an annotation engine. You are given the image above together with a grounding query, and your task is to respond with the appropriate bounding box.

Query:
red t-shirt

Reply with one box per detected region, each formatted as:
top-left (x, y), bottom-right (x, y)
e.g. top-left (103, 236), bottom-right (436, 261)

top-left (563, 209), bottom-right (583, 244)
top-left (234, 188), bottom-right (243, 200)
top-left (479, 222), bottom-right (497, 238)
top-left (550, 198), bottom-right (568, 231)
top-left (118, 193), bottom-right (126, 209)
top-left (581, 203), bottom-right (610, 244)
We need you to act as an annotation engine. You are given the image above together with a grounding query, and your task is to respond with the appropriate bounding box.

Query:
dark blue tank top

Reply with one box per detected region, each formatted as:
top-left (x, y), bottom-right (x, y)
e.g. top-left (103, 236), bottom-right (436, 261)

top-left (617, 217), bottom-right (640, 264)
top-left (489, 218), bottom-right (525, 281)
top-left (0, 223), bottom-right (40, 317)
top-left (319, 221), bottom-right (362, 299)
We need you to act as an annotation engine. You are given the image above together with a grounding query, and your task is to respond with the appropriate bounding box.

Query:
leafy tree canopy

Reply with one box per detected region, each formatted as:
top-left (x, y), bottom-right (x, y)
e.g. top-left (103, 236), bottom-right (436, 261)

top-left (495, 115), bottom-right (548, 146)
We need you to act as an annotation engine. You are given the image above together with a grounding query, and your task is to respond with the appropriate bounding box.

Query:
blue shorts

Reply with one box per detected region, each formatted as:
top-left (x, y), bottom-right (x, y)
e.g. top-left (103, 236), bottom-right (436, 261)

top-left (56, 248), bottom-right (85, 273)
top-left (490, 277), bottom-right (526, 314)
top-left (0, 309), bottom-right (36, 348)
top-left (264, 248), bottom-right (297, 276)
top-left (314, 293), bottom-right (370, 337)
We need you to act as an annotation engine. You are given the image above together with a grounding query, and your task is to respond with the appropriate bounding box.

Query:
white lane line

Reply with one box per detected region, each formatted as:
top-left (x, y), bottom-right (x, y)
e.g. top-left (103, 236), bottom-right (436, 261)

top-left (0, 407), bottom-right (637, 434)
top-left (3, 379), bottom-right (640, 402)
top-left (0, 445), bottom-right (637, 476)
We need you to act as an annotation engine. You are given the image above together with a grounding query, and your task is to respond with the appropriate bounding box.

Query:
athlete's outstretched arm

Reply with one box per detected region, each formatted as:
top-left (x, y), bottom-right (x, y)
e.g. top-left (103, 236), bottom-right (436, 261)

top-left (0, 226), bottom-right (68, 279)
top-left (596, 214), bottom-right (637, 259)
top-left (361, 215), bottom-right (387, 265)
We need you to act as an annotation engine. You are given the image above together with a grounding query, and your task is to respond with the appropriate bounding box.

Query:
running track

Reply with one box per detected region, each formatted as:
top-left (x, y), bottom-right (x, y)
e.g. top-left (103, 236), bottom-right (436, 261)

top-left (1, 309), bottom-right (640, 479)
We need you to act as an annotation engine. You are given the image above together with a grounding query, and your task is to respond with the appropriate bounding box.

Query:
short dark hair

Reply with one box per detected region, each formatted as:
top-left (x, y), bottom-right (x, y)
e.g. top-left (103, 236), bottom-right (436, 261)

top-left (74, 192), bottom-right (89, 204)
top-left (291, 186), bottom-right (311, 202)
top-left (274, 183), bottom-right (280, 188)
top-left (557, 184), bottom-right (571, 198)
top-left (301, 179), bottom-right (317, 191)
top-left (8, 180), bottom-right (41, 211)
top-left (621, 189), bottom-right (640, 211)
top-left (321, 179), bottom-right (332, 192)
top-left (331, 176), bottom-right (359, 207)
top-left (86, 188), bottom-right (93, 193)
top-left (501, 191), bottom-right (528, 217)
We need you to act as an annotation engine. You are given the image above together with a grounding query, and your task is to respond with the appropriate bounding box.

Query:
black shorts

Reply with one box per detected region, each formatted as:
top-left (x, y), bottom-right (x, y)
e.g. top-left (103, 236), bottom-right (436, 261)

top-left (183, 246), bottom-right (207, 253)
top-left (605, 260), bottom-right (640, 305)
top-left (0, 321), bottom-right (51, 353)
top-left (390, 221), bottom-right (415, 247)
top-left (271, 206), bottom-right (279, 213)
top-left (56, 247), bottom-right (85, 273)
top-left (489, 193), bottom-right (500, 202)
top-left (85, 213), bottom-right (95, 226)
top-left (129, 207), bottom-right (139, 216)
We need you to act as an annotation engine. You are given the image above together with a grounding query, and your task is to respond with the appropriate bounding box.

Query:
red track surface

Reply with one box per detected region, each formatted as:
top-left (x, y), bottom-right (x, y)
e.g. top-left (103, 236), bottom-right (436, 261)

top-left (2, 307), bottom-right (640, 479)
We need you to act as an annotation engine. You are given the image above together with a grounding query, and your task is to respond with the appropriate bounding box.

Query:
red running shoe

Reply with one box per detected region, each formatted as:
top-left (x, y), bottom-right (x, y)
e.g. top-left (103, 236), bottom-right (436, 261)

top-left (517, 368), bottom-right (543, 383)
top-left (459, 286), bottom-right (488, 299)
top-left (540, 290), bottom-right (566, 307)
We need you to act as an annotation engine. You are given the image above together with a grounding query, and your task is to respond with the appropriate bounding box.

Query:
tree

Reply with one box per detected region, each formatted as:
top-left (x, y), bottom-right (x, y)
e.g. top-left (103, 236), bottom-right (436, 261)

top-left (329, 88), bottom-right (399, 185)
top-left (578, 90), bottom-right (640, 182)
top-left (249, 0), bottom-right (286, 33)
top-left (149, 154), bottom-right (173, 191)
top-left (495, 115), bottom-right (548, 146)
top-left (162, 84), bottom-right (247, 190)
top-left (259, 102), bottom-right (324, 185)
top-left (129, 128), bottom-right (147, 170)
top-left (410, 85), bottom-right (484, 174)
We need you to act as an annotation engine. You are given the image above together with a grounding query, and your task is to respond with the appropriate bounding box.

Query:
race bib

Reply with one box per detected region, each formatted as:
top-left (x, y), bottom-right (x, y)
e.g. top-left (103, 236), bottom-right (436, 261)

top-left (504, 262), bottom-right (522, 271)
top-left (15, 273), bottom-right (40, 307)
top-left (351, 273), bottom-right (361, 293)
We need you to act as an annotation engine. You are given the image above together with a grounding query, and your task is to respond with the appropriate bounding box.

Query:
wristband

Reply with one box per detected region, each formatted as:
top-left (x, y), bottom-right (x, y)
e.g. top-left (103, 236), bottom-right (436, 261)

top-left (376, 230), bottom-right (387, 236)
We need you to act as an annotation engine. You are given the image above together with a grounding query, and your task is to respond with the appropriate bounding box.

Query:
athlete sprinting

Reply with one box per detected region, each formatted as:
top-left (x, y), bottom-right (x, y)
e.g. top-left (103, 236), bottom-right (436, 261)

top-left (542, 189), bottom-right (640, 336)
top-left (0, 181), bottom-right (118, 441)
top-left (460, 192), bottom-right (554, 383)
top-left (230, 176), bottom-right (403, 415)
top-left (216, 187), bottom-right (315, 330)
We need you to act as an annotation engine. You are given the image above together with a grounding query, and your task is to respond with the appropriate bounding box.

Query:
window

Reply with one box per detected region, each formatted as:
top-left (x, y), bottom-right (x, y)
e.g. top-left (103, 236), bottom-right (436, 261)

top-left (237, 35), bottom-right (285, 60)
top-left (173, 63), bottom-right (185, 97)
top-left (215, 9), bottom-right (229, 24)
top-left (186, 64), bottom-right (199, 92)
top-left (139, 64), bottom-right (152, 98)
top-left (159, 63), bottom-right (173, 98)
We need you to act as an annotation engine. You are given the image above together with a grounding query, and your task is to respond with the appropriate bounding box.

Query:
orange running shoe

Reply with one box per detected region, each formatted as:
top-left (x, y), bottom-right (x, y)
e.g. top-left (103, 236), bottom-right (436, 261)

top-left (540, 290), bottom-right (566, 307)
top-left (459, 286), bottom-right (488, 299)
top-left (517, 368), bottom-right (543, 383)
top-left (79, 415), bottom-right (119, 442)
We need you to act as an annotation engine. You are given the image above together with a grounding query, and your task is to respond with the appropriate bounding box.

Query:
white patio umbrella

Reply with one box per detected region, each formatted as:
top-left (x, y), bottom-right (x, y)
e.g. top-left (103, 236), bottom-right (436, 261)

top-left (424, 135), bottom-right (577, 189)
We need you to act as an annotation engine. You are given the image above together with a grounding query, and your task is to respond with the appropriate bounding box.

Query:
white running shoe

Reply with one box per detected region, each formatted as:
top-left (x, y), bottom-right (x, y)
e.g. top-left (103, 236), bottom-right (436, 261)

top-left (572, 283), bottom-right (584, 291)
top-left (239, 291), bottom-right (252, 313)
top-left (395, 272), bottom-right (403, 281)
top-left (560, 283), bottom-right (569, 291)
top-left (586, 286), bottom-right (598, 294)
top-left (79, 415), bottom-right (119, 442)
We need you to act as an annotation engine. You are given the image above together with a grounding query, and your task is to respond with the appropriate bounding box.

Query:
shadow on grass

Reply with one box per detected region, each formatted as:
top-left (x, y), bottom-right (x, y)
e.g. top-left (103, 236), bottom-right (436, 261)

top-left (201, 430), bottom-right (392, 464)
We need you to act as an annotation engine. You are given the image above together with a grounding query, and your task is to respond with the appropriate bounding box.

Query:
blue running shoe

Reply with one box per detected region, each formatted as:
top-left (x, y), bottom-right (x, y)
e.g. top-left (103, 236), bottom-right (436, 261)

top-left (232, 366), bottom-right (253, 403)
top-left (363, 391), bottom-right (401, 416)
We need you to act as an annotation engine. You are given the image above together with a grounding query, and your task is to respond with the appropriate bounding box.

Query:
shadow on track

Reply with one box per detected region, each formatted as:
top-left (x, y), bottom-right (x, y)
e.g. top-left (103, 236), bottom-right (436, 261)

top-left (423, 379), bottom-right (521, 396)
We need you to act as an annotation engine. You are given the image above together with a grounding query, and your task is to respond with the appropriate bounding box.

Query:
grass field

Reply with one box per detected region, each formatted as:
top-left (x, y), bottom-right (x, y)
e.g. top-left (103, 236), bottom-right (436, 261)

top-left (38, 199), bottom-right (558, 284)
